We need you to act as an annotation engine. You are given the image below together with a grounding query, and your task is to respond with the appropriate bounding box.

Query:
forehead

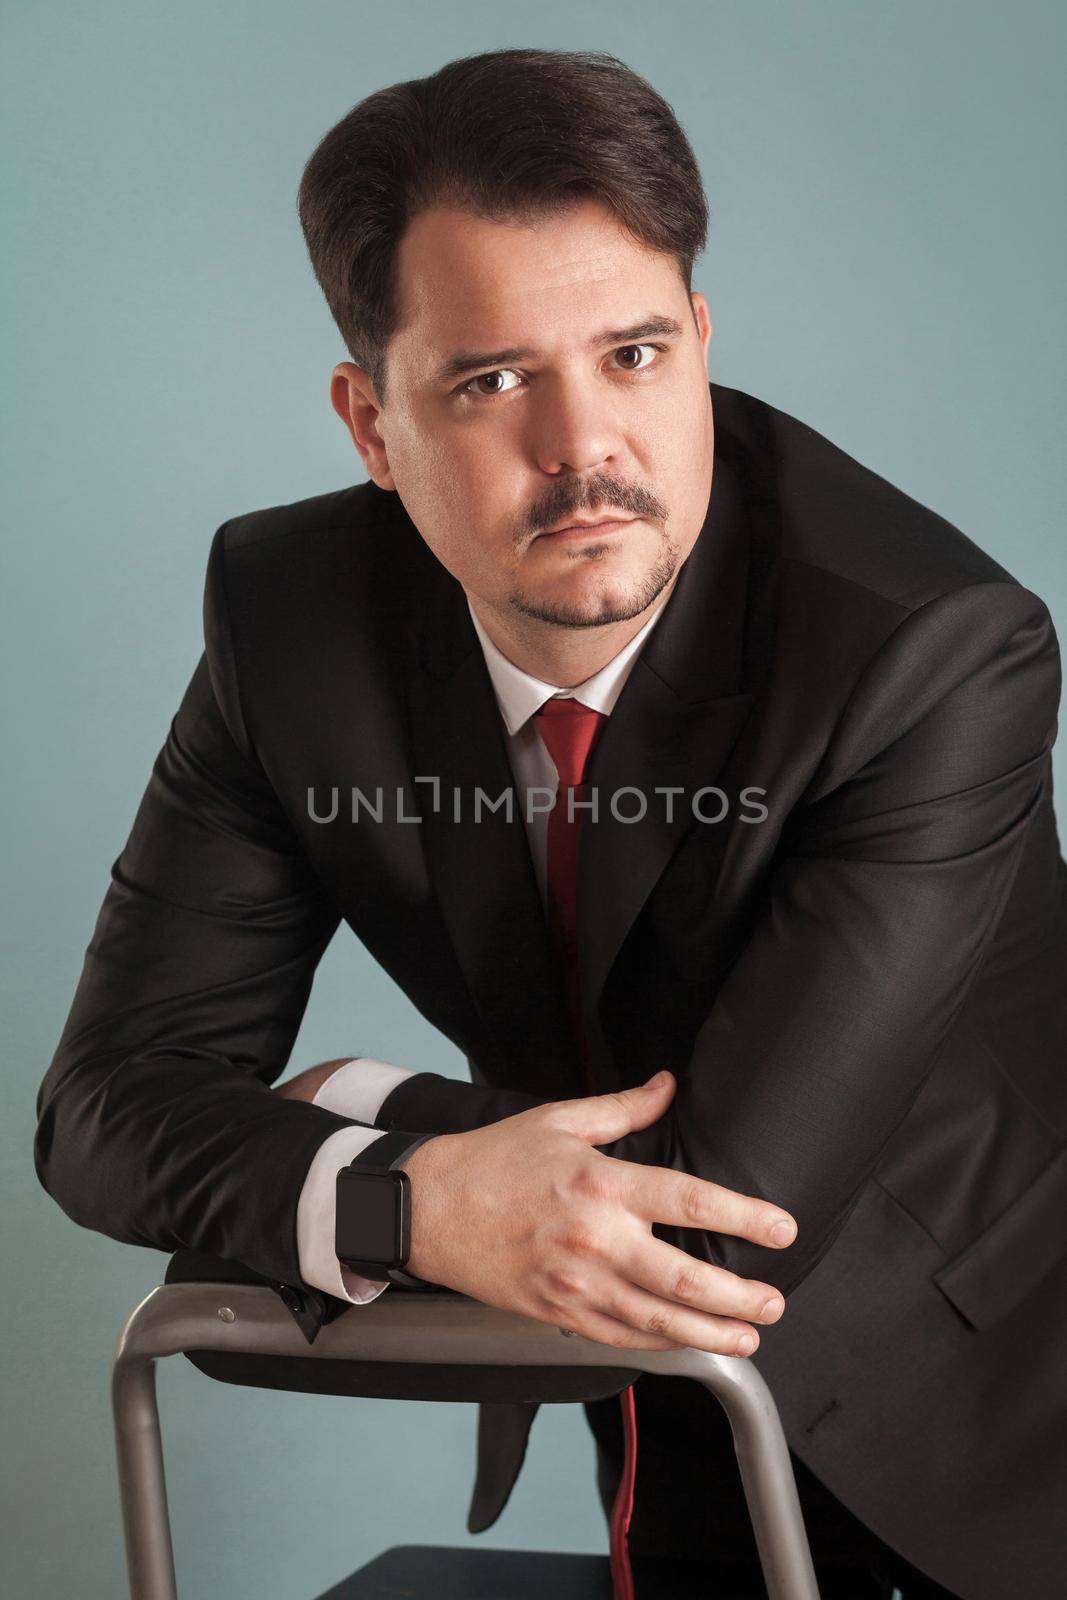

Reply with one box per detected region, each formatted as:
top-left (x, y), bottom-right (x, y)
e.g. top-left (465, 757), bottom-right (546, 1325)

top-left (389, 199), bottom-right (685, 371)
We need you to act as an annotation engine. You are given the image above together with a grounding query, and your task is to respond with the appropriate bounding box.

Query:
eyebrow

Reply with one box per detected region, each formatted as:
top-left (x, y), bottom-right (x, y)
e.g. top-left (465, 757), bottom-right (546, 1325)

top-left (431, 315), bottom-right (686, 387)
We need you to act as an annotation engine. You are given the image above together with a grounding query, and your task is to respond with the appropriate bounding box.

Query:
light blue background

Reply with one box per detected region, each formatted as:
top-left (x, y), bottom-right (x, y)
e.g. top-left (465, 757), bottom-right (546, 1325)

top-left (3, 4), bottom-right (1064, 1597)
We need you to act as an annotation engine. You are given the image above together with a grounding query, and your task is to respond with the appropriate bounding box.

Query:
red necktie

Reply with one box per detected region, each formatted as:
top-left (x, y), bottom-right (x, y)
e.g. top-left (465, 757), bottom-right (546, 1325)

top-left (533, 696), bottom-right (639, 1600)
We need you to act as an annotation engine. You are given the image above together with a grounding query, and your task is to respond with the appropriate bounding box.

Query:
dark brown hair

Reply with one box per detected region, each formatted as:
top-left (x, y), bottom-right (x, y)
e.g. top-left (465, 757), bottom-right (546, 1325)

top-left (297, 48), bottom-right (708, 402)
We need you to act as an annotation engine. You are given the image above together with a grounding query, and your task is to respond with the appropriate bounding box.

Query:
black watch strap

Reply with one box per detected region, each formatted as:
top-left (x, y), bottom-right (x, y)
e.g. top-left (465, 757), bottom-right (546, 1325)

top-left (344, 1130), bottom-right (436, 1287)
top-left (348, 1130), bottom-right (434, 1172)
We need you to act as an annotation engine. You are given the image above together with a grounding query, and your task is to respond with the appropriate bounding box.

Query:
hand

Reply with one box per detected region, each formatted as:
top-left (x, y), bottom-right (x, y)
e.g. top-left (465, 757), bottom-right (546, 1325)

top-left (273, 1059), bottom-right (351, 1102)
top-left (398, 1071), bottom-right (795, 1357)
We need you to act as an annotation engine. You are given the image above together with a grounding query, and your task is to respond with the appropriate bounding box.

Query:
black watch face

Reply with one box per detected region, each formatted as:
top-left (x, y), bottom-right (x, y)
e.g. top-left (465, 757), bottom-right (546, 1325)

top-left (335, 1168), bottom-right (405, 1266)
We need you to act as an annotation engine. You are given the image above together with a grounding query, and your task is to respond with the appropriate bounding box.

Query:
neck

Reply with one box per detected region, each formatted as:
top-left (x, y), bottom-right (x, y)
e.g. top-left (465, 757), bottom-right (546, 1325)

top-left (467, 578), bottom-right (679, 687)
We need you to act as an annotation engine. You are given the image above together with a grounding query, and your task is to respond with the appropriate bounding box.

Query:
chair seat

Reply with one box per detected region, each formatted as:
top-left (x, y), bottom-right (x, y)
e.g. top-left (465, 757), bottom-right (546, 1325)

top-left (313, 1545), bottom-right (613, 1598)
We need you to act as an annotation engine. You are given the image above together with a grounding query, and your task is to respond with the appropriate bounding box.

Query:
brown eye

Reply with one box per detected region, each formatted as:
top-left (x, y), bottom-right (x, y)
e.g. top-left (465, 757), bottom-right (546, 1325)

top-left (613, 344), bottom-right (657, 372)
top-left (465, 368), bottom-right (522, 397)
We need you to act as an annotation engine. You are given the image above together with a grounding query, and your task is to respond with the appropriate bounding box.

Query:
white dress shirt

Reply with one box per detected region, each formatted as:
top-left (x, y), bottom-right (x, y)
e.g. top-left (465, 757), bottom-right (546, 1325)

top-left (295, 594), bottom-right (669, 1303)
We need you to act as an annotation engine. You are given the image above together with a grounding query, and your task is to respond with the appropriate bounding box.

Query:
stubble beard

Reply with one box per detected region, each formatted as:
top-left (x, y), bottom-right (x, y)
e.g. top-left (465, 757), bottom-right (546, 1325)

top-left (506, 532), bottom-right (680, 630)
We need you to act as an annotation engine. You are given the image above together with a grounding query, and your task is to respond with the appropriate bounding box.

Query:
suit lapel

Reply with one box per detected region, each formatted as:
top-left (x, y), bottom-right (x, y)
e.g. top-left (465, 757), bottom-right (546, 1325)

top-left (407, 577), bottom-right (582, 1099)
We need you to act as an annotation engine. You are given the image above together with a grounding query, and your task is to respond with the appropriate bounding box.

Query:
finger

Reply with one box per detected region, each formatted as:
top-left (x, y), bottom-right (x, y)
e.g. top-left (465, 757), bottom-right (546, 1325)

top-left (551, 1303), bottom-right (686, 1354)
top-left (620, 1164), bottom-right (797, 1249)
top-left (559, 1071), bottom-right (677, 1144)
top-left (596, 1280), bottom-right (763, 1358)
top-left (624, 1238), bottom-right (786, 1327)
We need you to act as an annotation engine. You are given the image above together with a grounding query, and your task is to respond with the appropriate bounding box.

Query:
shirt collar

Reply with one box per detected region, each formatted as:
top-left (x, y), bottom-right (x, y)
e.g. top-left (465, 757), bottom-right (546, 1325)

top-left (466, 595), bottom-right (668, 737)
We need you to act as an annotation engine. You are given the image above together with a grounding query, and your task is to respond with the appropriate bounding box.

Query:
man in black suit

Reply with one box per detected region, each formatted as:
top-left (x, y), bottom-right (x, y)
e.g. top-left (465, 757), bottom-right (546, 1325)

top-left (36, 48), bottom-right (1065, 1600)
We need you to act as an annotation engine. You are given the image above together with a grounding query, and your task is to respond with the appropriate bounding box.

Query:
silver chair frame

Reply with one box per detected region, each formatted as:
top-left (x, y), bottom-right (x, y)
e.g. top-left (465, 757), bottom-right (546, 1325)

top-left (111, 1282), bottom-right (820, 1600)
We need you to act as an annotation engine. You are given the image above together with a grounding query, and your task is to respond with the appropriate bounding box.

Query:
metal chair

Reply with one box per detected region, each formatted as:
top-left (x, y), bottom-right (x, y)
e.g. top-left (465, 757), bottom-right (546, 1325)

top-left (111, 1270), bottom-right (821, 1599)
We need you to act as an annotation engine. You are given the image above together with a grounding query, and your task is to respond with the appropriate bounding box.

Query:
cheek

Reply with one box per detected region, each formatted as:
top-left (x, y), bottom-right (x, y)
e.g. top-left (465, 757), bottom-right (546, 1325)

top-left (398, 419), bottom-right (499, 505)
top-left (647, 389), bottom-right (713, 496)
top-left (429, 433), bottom-right (521, 544)
top-left (386, 409), bottom-right (526, 582)
top-left (649, 373), bottom-right (708, 446)
top-left (396, 458), bottom-right (510, 583)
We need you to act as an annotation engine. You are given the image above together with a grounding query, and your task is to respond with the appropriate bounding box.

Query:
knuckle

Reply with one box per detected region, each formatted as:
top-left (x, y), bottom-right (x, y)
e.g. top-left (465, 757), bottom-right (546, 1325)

top-left (644, 1306), bottom-right (676, 1338)
top-left (563, 1225), bottom-right (601, 1260)
top-left (682, 1181), bottom-right (708, 1225)
top-left (539, 1291), bottom-right (578, 1323)
top-left (671, 1266), bottom-right (702, 1303)
top-left (546, 1267), bottom-right (587, 1301)
top-left (570, 1160), bottom-right (615, 1204)
top-left (611, 1322), bottom-right (649, 1350)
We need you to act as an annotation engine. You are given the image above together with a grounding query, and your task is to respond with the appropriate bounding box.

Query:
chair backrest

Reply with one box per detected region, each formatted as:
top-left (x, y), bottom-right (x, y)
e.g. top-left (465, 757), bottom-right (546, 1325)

top-left (165, 1246), bottom-right (641, 1405)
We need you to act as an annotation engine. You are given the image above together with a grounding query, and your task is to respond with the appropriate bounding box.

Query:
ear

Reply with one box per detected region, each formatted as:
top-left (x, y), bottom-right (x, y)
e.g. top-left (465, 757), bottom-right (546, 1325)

top-left (690, 292), bottom-right (713, 366)
top-left (329, 363), bottom-right (396, 490)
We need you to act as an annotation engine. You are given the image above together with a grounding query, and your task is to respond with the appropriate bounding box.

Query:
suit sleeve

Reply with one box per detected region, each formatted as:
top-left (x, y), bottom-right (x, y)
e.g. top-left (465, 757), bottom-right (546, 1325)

top-left (33, 523), bottom-right (427, 1293)
top-left (377, 580), bottom-right (1062, 1298)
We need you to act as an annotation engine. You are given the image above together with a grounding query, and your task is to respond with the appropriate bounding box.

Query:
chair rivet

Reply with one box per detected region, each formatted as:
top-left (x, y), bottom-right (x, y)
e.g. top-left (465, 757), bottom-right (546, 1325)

top-left (217, 1307), bottom-right (236, 1323)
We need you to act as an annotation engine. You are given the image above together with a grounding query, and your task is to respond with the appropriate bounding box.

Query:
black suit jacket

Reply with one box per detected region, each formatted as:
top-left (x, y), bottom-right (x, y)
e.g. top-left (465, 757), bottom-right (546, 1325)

top-left (37, 383), bottom-right (1066, 1599)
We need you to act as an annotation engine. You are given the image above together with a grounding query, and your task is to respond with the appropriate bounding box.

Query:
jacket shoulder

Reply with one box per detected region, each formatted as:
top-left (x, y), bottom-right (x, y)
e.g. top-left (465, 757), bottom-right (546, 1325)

top-left (206, 476), bottom-right (433, 647)
top-left (218, 478), bottom-right (406, 555)
top-left (713, 383), bottom-right (1025, 615)
top-left (201, 479), bottom-right (427, 758)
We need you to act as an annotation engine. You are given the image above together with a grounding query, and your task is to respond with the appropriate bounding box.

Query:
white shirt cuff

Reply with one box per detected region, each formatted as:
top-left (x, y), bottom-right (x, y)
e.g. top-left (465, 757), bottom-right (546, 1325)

top-left (312, 1057), bottom-right (419, 1124)
top-left (295, 1124), bottom-right (397, 1305)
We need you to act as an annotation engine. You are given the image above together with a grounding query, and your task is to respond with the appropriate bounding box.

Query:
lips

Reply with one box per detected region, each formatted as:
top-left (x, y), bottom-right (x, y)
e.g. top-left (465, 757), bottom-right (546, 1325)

top-left (539, 516), bottom-right (635, 538)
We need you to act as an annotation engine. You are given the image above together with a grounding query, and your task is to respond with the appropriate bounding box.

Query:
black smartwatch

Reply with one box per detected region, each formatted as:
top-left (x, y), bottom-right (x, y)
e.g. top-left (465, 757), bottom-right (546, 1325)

top-left (335, 1130), bottom-right (435, 1287)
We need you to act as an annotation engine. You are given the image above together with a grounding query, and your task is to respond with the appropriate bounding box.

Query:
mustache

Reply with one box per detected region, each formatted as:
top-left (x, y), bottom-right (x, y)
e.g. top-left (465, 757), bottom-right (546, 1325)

top-left (521, 473), bottom-right (667, 538)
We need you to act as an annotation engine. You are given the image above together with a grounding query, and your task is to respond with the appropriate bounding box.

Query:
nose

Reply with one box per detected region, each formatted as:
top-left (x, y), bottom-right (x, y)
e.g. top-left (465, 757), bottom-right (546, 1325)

top-left (529, 373), bottom-right (622, 477)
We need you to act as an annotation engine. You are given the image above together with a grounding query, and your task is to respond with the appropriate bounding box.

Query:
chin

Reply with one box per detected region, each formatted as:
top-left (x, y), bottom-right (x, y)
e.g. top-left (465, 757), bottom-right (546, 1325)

top-left (509, 580), bottom-right (659, 630)
top-left (511, 541), bottom-right (677, 622)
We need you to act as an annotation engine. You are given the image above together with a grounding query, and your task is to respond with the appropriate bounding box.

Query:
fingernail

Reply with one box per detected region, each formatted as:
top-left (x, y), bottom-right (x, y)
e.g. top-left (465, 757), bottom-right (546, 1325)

top-left (648, 1070), bottom-right (669, 1086)
top-left (736, 1333), bottom-right (757, 1355)
top-left (760, 1296), bottom-right (784, 1322)
top-left (770, 1220), bottom-right (796, 1247)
